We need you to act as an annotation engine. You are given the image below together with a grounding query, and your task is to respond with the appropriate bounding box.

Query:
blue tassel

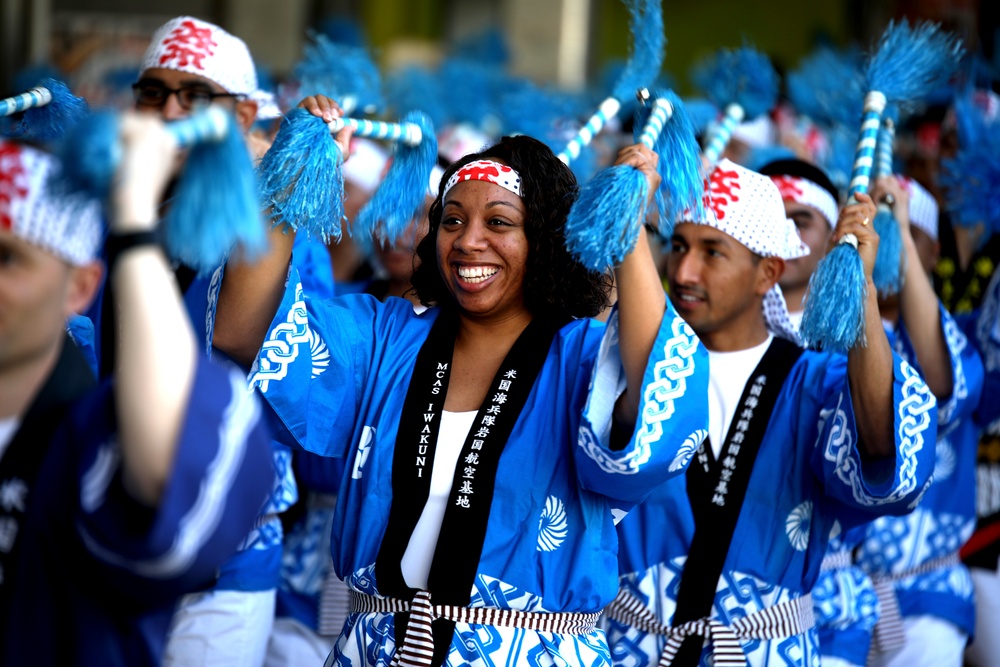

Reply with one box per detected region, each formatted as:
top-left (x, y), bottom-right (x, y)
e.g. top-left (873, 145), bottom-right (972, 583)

top-left (257, 108), bottom-right (345, 242)
top-left (565, 165), bottom-right (648, 271)
top-left (799, 242), bottom-right (869, 353)
top-left (692, 46), bottom-right (779, 121)
top-left (872, 205), bottom-right (905, 295)
top-left (18, 78), bottom-right (89, 142)
top-left (611, 0), bottom-right (664, 101)
top-left (295, 33), bottom-right (383, 115)
top-left (941, 90), bottom-right (1000, 237)
top-left (163, 113), bottom-right (266, 274)
top-left (801, 21), bottom-right (962, 351)
top-left (867, 20), bottom-right (963, 110)
top-left (871, 109), bottom-right (905, 295)
top-left (354, 110), bottom-right (438, 244)
top-left (54, 110), bottom-right (121, 201)
top-left (634, 90), bottom-right (703, 241)
top-left (787, 46), bottom-right (865, 128)
top-left (565, 91), bottom-right (701, 270)
top-left (54, 108), bottom-right (263, 273)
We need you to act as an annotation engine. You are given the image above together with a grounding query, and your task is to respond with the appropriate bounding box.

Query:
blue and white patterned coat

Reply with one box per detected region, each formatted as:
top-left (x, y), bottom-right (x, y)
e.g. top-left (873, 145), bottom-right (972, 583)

top-left (608, 349), bottom-right (937, 667)
top-left (852, 308), bottom-right (984, 638)
top-left (249, 270), bottom-right (710, 667)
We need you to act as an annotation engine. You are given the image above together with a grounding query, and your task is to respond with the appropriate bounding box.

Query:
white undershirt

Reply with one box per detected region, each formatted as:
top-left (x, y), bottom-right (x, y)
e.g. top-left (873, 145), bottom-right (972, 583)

top-left (0, 416), bottom-right (20, 462)
top-left (707, 335), bottom-right (772, 459)
top-left (400, 409), bottom-right (477, 590)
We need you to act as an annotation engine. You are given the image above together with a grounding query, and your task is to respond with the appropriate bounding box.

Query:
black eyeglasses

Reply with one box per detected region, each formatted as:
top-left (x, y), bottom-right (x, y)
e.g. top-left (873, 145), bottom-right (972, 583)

top-left (131, 81), bottom-right (245, 110)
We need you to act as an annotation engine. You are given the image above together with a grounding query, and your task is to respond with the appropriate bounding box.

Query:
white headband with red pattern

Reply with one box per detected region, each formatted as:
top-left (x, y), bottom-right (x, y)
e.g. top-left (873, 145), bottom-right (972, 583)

top-left (443, 160), bottom-right (522, 200)
top-left (769, 174), bottom-right (839, 229)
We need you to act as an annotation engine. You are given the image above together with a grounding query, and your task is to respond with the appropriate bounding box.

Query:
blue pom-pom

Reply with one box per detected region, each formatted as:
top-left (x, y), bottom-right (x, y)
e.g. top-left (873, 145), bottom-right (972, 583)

top-left (941, 90), bottom-right (1000, 237)
top-left (872, 205), bottom-right (905, 295)
top-left (257, 108), bottom-right (345, 242)
top-left (21, 78), bottom-right (88, 142)
top-left (354, 110), bottom-right (438, 245)
top-left (635, 90), bottom-right (703, 240)
top-left (566, 164), bottom-right (648, 271)
top-left (437, 58), bottom-right (503, 132)
top-left (692, 45), bottom-right (779, 120)
top-left (387, 66), bottom-right (449, 129)
top-left (866, 20), bottom-right (963, 108)
top-left (296, 33), bottom-right (383, 115)
top-left (565, 90), bottom-right (702, 270)
top-left (612, 0), bottom-right (664, 101)
top-left (162, 114), bottom-right (266, 274)
top-left (788, 46), bottom-right (865, 128)
top-left (800, 243), bottom-right (869, 353)
top-left (54, 110), bottom-right (121, 200)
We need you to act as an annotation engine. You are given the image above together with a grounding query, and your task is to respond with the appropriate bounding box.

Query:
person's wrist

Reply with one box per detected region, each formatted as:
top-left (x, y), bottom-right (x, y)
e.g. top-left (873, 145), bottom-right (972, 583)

top-left (105, 229), bottom-right (163, 272)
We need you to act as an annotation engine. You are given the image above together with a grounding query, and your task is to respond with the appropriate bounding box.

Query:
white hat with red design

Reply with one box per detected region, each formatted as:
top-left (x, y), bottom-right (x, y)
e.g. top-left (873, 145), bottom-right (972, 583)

top-left (140, 16), bottom-right (279, 120)
top-left (693, 159), bottom-right (809, 341)
top-left (0, 140), bottom-right (102, 265)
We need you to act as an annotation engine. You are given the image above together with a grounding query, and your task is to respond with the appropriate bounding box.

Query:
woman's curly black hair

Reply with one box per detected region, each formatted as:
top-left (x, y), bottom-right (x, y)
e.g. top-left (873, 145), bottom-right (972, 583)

top-left (411, 135), bottom-right (613, 320)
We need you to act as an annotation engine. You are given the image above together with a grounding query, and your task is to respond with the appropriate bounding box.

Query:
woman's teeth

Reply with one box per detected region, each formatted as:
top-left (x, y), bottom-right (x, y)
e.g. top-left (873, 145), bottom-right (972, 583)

top-left (458, 266), bottom-right (499, 283)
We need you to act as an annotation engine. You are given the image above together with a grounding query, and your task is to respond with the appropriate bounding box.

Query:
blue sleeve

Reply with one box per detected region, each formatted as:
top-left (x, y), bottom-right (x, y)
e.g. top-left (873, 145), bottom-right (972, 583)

top-left (895, 304), bottom-right (984, 431)
top-left (810, 352), bottom-right (937, 515)
top-left (249, 267), bottom-right (417, 458)
top-left (73, 357), bottom-right (275, 601)
top-left (573, 303), bottom-right (710, 508)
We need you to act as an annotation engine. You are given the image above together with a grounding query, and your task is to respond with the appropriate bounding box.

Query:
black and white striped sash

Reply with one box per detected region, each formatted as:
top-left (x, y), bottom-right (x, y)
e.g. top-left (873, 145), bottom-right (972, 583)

top-left (606, 588), bottom-right (815, 667)
top-left (819, 549), bottom-right (853, 572)
top-left (869, 551), bottom-right (961, 655)
top-left (350, 590), bottom-right (601, 667)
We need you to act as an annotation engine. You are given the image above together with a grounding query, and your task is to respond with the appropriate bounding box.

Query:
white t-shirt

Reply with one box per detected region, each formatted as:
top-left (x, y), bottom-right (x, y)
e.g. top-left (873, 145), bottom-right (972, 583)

top-left (0, 416), bottom-right (20, 461)
top-left (707, 335), bottom-right (773, 459)
top-left (400, 409), bottom-right (478, 590)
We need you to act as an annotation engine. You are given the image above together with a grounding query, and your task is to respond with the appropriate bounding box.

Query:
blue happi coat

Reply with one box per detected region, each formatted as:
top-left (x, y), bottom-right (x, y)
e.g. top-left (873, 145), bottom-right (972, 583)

top-left (0, 350), bottom-right (274, 667)
top-left (608, 348), bottom-right (938, 667)
top-left (855, 307), bottom-right (984, 636)
top-left (249, 269), bottom-right (710, 667)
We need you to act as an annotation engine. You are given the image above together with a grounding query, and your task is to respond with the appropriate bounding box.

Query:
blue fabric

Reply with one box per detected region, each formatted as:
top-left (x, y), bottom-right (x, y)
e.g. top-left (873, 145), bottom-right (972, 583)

top-left (852, 307), bottom-right (984, 637)
top-left (0, 357), bottom-right (274, 667)
top-left (608, 349), bottom-right (938, 667)
top-left (66, 314), bottom-right (99, 377)
top-left (249, 269), bottom-right (710, 667)
top-left (274, 451), bottom-right (347, 630)
top-left (812, 535), bottom-right (878, 667)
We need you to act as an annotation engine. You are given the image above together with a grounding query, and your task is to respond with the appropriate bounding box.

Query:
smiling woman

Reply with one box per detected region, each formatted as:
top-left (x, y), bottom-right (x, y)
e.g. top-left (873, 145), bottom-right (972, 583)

top-left (212, 103), bottom-right (710, 667)
top-left (411, 137), bottom-right (612, 323)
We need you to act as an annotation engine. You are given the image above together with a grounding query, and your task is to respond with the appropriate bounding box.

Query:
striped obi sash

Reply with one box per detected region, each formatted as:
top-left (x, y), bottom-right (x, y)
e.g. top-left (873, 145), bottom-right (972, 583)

top-left (605, 588), bottom-right (815, 667)
top-left (819, 549), bottom-right (853, 572)
top-left (350, 590), bottom-right (602, 667)
top-left (869, 551), bottom-right (961, 655)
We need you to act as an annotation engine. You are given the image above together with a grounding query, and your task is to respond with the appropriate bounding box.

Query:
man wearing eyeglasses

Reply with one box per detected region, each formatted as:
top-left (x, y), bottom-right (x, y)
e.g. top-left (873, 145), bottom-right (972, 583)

top-left (132, 16), bottom-right (275, 133)
top-left (128, 16), bottom-right (290, 667)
